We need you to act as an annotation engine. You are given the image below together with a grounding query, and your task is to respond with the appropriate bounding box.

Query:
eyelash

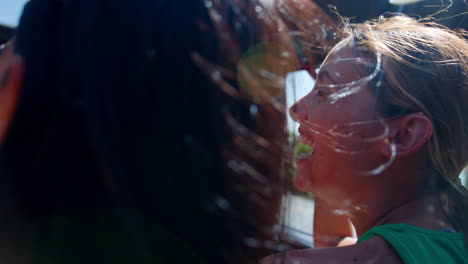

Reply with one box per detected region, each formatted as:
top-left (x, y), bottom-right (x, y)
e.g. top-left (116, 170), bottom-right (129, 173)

top-left (316, 90), bottom-right (329, 97)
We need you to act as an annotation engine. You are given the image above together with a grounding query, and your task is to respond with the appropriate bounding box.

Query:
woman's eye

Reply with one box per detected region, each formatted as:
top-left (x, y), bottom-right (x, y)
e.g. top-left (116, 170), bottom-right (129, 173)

top-left (316, 90), bottom-right (329, 97)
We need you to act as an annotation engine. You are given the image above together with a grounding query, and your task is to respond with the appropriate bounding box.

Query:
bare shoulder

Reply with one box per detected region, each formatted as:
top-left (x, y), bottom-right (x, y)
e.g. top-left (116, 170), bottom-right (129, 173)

top-left (261, 236), bottom-right (403, 264)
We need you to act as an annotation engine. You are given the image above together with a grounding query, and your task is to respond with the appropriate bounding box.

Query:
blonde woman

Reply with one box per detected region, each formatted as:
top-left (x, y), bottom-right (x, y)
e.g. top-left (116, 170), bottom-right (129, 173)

top-left (263, 15), bottom-right (468, 263)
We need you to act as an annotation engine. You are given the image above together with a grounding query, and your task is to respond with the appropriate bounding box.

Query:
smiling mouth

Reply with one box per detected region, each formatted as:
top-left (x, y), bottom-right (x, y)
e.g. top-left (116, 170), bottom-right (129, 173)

top-left (296, 131), bottom-right (316, 159)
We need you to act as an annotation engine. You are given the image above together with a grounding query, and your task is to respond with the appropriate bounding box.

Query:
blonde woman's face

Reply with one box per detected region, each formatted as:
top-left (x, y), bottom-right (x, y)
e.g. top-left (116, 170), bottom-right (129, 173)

top-left (289, 43), bottom-right (390, 204)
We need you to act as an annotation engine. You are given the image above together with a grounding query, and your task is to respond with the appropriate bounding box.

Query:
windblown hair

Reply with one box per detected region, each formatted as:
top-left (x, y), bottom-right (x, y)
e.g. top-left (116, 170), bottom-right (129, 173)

top-left (345, 15), bottom-right (468, 245)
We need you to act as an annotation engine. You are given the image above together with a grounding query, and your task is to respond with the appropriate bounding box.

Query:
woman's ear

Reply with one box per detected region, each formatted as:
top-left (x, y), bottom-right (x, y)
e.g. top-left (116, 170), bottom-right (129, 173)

top-left (380, 113), bottom-right (432, 158)
top-left (0, 41), bottom-right (24, 144)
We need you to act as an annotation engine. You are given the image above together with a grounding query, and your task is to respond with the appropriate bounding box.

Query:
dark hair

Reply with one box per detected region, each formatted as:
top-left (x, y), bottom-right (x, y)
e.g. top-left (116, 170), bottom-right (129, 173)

top-left (5, 0), bottom-right (297, 262)
top-left (5, 0), bottom-right (229, 262)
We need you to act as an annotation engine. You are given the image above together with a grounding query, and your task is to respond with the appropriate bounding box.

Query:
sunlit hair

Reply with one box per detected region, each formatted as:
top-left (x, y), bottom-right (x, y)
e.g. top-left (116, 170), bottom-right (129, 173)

top-left (342, 14), bottom-right (468, 243)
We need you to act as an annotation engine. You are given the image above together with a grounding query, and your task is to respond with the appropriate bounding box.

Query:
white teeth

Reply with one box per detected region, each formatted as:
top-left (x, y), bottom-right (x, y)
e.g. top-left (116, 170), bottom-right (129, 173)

top-left (297, 134), bottom-right (316, 159)
top-left (298, 134), bottom-right (315, 147)
top-left (298, 149), bottom-right (315, 159)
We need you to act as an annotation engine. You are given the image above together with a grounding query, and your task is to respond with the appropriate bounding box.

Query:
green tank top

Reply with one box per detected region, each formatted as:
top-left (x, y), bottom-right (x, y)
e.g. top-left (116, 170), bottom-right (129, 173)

top-left (357, 223), bottom-right (468, 264)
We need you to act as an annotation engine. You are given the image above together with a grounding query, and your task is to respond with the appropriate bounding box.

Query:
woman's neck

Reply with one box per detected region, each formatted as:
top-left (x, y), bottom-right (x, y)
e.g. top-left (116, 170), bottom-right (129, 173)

top-left (350, 192), bottom-right (451, 237)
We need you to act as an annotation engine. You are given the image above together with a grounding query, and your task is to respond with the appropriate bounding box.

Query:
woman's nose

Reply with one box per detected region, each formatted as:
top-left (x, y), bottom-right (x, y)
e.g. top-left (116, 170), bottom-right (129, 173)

top-left (289, 102), bottom-right (300, 122)
top-left (289, 97), bottom-right (308, 123)
top-left (289, 86), bottom-right (321, 123)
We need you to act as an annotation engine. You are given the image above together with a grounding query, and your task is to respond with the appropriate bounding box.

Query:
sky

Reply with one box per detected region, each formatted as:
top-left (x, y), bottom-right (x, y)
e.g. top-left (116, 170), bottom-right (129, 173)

top-left (0, 0), bottom-right (29, 27)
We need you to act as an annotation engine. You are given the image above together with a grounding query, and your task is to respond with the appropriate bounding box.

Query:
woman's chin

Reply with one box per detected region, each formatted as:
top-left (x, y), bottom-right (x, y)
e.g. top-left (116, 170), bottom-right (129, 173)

top-left (293, 173), bottom-right (311, 191)
top-left (293, 161), bottom-right (315, 191)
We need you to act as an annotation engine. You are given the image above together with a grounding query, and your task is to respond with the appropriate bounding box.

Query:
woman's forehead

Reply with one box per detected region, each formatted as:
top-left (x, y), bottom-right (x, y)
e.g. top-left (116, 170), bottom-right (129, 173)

top-left (318, 42), bottom-right (377, 85)
top-left (323, 40), bottom-right (374, 67)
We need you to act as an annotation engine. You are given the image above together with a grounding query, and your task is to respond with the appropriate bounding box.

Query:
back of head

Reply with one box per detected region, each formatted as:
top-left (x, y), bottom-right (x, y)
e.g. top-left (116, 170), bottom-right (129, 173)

top-left (6, 0), bottom-right (295, 263)
top-left (344, 14), bottom-right (468, 245)
top-left (6, 0), bottom-right (228, 262)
